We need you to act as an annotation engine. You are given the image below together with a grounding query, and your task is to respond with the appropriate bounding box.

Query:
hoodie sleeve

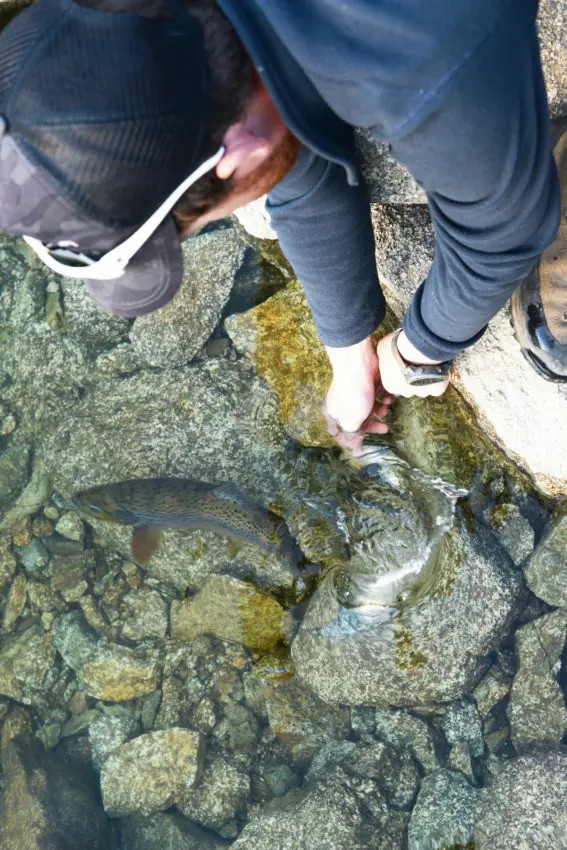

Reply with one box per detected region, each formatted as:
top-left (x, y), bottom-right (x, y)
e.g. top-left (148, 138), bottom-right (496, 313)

top-left (266, 145), bottom-right (385, 347)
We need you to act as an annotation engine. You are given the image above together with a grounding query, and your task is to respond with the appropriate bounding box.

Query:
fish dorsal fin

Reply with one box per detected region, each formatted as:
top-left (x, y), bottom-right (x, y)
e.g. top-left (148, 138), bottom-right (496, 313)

top-left (131, 525), bottom-right (162, 565)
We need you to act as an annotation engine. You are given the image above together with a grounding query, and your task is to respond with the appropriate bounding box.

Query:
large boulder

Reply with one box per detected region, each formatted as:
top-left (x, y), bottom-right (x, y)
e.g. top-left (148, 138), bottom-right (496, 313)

top-left (292, 519), bottom-right (524, 707)
top-left (474, 749), bottom-right (567, 849)
top-left (372, 204), bottom-right (567, 496)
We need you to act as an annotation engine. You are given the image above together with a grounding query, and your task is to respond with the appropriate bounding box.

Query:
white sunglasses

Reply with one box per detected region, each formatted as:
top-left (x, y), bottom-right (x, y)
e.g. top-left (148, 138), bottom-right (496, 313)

top-left (23, 146), bottom-right (225, 281)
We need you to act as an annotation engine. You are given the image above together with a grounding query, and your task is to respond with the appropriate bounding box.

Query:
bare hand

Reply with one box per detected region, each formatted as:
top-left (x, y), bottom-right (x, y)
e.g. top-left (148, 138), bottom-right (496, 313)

top-left (323, 336), bottom-right (393, 456)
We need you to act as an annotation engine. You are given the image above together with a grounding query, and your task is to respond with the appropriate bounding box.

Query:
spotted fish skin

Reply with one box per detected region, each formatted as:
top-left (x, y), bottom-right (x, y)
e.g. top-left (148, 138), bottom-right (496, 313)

top-left (73, 477), bottom-right (303, 568)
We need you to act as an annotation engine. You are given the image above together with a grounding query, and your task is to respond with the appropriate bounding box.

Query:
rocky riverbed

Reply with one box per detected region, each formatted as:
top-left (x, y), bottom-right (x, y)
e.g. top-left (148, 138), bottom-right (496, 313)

top-left (1, 2), bottom-right (567, 848)
top-left (1, 211), bottom-right (566, 848)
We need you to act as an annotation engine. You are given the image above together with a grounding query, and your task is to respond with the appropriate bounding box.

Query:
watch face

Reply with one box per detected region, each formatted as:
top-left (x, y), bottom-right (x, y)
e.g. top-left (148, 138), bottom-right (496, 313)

top-left (407, 373), bottom-right (449, 387)
top-left (405, 362), bottom-right (451, 386)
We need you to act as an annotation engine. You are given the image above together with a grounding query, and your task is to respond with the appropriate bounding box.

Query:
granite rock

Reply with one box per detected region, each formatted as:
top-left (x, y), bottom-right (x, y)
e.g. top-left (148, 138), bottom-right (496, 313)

top-left (474, 749), bottom-right (567, 850)
top-left (129, 228), bottom-right (246, 368)
top-left (292, 519), bottom-right (523, 707)
top-left (508, 609), bottom-right (567, 751)
top-left (524, 513), bottom-right (567, 606)
top-left (101, 728), bottom-right (203, 817)
top-left (176, 755), bottom-right (250, 836)
top-left (407, 769), bottom-right (478, 850)
top-left (118, 812), bottom-right (227, 850)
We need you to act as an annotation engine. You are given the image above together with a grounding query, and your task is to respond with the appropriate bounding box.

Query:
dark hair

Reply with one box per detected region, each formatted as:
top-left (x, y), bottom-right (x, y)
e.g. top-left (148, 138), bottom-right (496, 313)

top-left (75, 0), bottom-right (255, 223)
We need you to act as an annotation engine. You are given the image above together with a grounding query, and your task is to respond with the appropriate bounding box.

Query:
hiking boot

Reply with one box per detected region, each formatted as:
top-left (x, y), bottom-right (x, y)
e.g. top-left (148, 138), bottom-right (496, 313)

top-left (512, 118), bottom-right (567, 381)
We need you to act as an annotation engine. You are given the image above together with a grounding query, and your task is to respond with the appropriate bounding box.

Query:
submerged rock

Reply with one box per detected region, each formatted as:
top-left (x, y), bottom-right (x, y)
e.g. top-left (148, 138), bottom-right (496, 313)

top-left (231, 773), bottom-right (362, 850)
top-left (508, 609), bottom-right (567, 751)
top-left (0, 624), bottom-right (56, 705)
top-left (170, 575), bottom-right (286, 652)
top-left (130, 228), bottom-right (246, 369)
top-left (441, 698), bottom-right (485, 759)
top-left (264, 676), bottom-right (350, 765)
top-left (474, 749), bottom-right (567, 849)
top-left (100, 728), bottom-right (203, 817)
top-left (292, 519), bottom-right (523, 707)
top-left (374, 708), bottom-right (441, 773)
top-left (176, 755), bottom-right (250, 836)
top-left (118, 812), bottom-right (227, 850)
top-left (0, 734), bottom-right (114, 850)
top-left (524, 513), bottom-right (567, 606)
top-left (407, 769), bottom-right (478, 850)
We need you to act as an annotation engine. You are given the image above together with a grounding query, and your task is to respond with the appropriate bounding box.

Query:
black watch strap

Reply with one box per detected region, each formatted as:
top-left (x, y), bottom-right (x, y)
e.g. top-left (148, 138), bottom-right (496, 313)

top-left (391, 330), bottom-right (451, 387)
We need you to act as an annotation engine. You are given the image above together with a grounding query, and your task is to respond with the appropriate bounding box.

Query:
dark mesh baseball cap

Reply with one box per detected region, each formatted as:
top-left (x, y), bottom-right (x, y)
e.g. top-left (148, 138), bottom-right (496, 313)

top-left (0, 0), bottom-right (214, 315)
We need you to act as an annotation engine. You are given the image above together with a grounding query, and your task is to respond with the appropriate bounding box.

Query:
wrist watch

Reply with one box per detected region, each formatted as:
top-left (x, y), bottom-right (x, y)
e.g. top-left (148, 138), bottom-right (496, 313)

top-left (391, 329), bottom-right (452, 387)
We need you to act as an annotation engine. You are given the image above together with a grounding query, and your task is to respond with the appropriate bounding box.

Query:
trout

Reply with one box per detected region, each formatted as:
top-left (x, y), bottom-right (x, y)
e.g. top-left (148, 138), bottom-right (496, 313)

top-left (73, 477), bottom-right (304, 569)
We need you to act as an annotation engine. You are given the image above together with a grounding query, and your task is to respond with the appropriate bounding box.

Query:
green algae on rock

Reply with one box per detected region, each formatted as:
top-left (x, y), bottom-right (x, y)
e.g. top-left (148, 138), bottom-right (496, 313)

top-left (170, 575), bottom-right (286, 653)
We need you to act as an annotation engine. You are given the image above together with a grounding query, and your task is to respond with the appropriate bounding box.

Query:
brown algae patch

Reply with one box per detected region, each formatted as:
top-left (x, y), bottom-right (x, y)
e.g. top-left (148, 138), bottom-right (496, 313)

top-left (394, 615), bottom-right (428, 670)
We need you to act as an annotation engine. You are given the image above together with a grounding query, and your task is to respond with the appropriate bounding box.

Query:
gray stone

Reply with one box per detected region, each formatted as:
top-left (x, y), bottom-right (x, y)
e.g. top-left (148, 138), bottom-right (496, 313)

top-left (54, 511), bottom-right (85, 542)
top-left (371, 203), bottom-right (567, 496)
top-left (0, 624), bottom-right (56, 705)
top-left (263, 764), bottom-right (301, 797)
top-left (216, 700), bottom-right (259, 753)
top-left (305, 741), bottom-right (357, 784)
top-left (119, 588), bottom-right (168, 642)
top-left (346, 740), bottom-right (420, 811)
top-left (539, 0), bottom-right (567, 116)
top-left (356, 130), bottom-right (426, 204)
top-left (474, 750), bottom-right (567, 850)
top-left (89, 704), bottom-right (140, 769)
top-left (525, 514), bottom-right (567, 606)
top-left (101, 729), bottom-right (203, 817)
top-left (407, 770), bottom-right (478, 850)
top-left (508, 609), bottom-right (567, 752)
top-left (374, 708), bottom-right (440, 773)
top-left (118, 812), bottom-right (227, 850)
top-left (442, 698), bottom-right (484, 758)
top-left (176, 756), bottom-right (250, 834)
top-left (231, 774), bottom-right (362, 850)
top-left (359, 810), bottom-right (410, 850)
top-left (264, 676), bottom-right (351, 765)
top-left (59, 276), bottom-right (130, 356)
top-left (17, 538), bottom-right (50, 575)
top-left (473, 662), bottom-right (513, 718)
top-left (129, 228), bottom-right (246, 368)
top-left (292, 519), bottom-right (523, 707)
top-left (0, 443), bottom-right (29, 510)
top-left (52, 610), bottom-right (98, 671)
top-left (446, 742), bottom-right (476, 784)
top-left (0, 734), bottom-right (114, 850)
top-left (488, 503), bottom-right (535, 566)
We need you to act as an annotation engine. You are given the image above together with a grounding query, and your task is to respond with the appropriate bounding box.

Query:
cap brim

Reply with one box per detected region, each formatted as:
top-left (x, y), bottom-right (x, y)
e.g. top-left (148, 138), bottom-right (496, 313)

top-left (83, 217), bottom-right (184, 317)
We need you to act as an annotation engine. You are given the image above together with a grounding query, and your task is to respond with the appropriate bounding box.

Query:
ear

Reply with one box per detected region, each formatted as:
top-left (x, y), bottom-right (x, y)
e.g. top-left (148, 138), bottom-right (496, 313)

top-left (216, 123), bottom-right (272, 181)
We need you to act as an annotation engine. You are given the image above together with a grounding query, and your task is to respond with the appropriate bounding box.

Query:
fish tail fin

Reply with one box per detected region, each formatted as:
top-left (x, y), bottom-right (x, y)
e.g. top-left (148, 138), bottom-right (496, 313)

top-left (131, 525), bottom-right (162, 565)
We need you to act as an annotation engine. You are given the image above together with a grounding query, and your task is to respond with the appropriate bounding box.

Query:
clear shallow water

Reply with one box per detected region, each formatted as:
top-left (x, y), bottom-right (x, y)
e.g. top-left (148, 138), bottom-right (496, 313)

top-left (0, 224), bottom-right (565, 849)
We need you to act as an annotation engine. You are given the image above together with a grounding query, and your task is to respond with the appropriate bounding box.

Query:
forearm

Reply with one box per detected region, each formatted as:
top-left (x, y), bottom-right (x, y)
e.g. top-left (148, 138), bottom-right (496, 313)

top-left (267, 148), bottom-right (386, 347)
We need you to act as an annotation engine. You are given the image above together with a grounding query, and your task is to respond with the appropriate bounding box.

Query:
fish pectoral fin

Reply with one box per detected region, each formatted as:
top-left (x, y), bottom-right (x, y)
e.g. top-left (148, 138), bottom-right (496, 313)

top-left (227, 536), bottom-right (245, 559)
top-left (131, 525), bottom-right (162, 565)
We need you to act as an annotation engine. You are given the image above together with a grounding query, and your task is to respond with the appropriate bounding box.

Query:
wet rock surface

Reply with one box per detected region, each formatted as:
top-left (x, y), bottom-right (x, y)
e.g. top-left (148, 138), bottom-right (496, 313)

top-left (474, 749), bottom-right (567, 849)
top-left (508, 609), bottom-right (567, 751)
top-left (1, 19), bottom-right (567, 836)
top-left (0, 733), bottom-right (115, 850)
top-left (408, 769), bottom-right (478, 850)
top-left (292, 519), bottom-right (524, 706)
top-left (129, 229), bottom-right (246, 369)
top-left (101, 728), bottom-right (203, 817)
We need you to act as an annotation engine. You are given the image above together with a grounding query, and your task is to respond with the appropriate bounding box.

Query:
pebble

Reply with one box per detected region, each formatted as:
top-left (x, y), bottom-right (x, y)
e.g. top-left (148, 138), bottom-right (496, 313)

top-left (2, 573), bottom-right (27, 632)
top-left (17, 538), bottom-right (50, 575)
top-left (55, 512), bottom-right (85, 543)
